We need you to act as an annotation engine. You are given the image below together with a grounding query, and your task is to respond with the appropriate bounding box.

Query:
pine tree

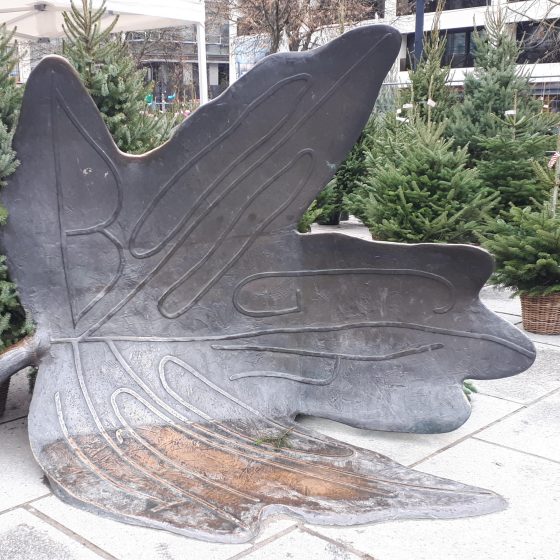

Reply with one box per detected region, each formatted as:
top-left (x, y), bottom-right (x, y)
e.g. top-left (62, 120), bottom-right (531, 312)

top-left (360, 120), bottom-right (498, 243)
top-left (448, 10), bottom-right (556, 160)
top-left (0, 24), bottom-right (31, 351)
top-left (62, 0), bottom-right (176, 154)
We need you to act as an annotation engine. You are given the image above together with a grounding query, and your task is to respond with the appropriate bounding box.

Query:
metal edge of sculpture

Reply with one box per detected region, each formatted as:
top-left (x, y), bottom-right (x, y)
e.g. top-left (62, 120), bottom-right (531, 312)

top-left (0, 25), bottom-right (536, 543)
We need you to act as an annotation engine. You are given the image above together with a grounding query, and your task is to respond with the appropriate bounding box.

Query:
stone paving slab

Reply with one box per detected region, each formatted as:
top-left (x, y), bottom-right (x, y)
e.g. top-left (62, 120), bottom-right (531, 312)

top-left (298, 393), bottom-right (522, 466)
top-left (234, 528), bottom-right (364, 560)
top-left (0, 418), bottom-right (48, 513)
top-left (32, 496), bottom-right (300, 560)
top-left (495, 312), bottom-right (523, 326)
top-left (310, 438), bottom-right (560, 560)
top-left (522, 330), bottom-right (560, 347)
top-left (475, 343), bottom-right (560, 404)
top-left (0, 508), bottom-right (104, 560)
top-left (31, 496), bottom-right (251, 560)
top-left (476, 388), bottom-right (560, 463)
top-left (311, 217), bottom-right (372, 241)
top-left (480, 286), bottom-right (522, 315)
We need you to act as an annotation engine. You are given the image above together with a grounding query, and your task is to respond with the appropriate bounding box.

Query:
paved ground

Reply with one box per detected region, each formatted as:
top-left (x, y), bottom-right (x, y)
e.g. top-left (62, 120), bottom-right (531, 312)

top-left (1, 221), bottom-right (559, 559)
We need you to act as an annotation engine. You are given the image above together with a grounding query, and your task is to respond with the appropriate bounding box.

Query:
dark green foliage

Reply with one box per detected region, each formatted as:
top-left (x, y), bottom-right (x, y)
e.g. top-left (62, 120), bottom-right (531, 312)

top-left (360, 120), bottom-right (498, 243)
top-left (63, 0), bottom-right (176, 154)
top-left (0, 25), bottom-right (31, 353)
top-left (482, 203), bottom-right (560, 296)
top-left (448, 11), bottom-right (556, 160)
top-left (315, 131), bottom-right (368, 225)
top-left (0, 26), bottom-right (22, 133)
top-left (0, 122), bottom-right (17, 200)
top-left (475, 118), bottom-right (553, 214)
top-left (313, 181), bottom-right (339, 225)
top-left (297, 200), bottom-right (323, 233)
top-left (0, 24), bottom-right (20, 190)
top-left (346, 112), bottom-right (410, 221)
top-left (0, 257), bottom-right (31, 351)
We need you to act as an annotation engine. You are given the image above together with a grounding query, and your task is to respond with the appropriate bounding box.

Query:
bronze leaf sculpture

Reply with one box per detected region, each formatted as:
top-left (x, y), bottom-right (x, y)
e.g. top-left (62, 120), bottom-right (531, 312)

top-left (0, 25), bottom-right (535, 542)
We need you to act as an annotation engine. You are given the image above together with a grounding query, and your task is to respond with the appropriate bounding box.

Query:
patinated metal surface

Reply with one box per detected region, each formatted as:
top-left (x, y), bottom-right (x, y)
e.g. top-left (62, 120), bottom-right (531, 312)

top-left (0, 25), bottom-right (536, 542)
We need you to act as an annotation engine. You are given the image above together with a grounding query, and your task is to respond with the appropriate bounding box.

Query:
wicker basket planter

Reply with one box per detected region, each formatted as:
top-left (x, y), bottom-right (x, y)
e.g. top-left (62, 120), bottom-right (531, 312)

top-left (520, 293), bottom-right (560, 335)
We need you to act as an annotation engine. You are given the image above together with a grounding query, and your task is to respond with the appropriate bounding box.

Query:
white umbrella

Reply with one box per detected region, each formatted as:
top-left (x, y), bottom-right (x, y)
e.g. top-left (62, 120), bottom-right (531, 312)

top-left (0, 0), bottom-right (209, 103)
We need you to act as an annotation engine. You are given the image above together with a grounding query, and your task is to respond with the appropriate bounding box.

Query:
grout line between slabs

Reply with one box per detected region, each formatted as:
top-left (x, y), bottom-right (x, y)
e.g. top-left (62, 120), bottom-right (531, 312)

top-left (525, 383), bottom-right (560, 406)
top-left (473, 391), bottom-right (525, 405)
top-left (528, 339), bottom-right (560, 349)
top-left (0, 492), bottom-right (53, 516)
top-left (224, 524), bottom-right (299, 560)
top-left (408, 406), bottom-right (527, 468)
top-left (471, 436), bottom-right (560, 465)
top-left (0, 413), bottom-right (29, 426)
top-left (300, 525), bottom-right (378, 559)
top-left (410, 382), bottom-right (560, 468)
top-left (24, 504), bottom-right (120, 560)
top-left (495, 312), bottom-right (522, 319)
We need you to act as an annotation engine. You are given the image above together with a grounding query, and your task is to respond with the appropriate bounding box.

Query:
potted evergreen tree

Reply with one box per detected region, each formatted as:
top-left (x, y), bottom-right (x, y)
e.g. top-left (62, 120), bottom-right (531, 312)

top-left (482, 180), bottom-right (560, 334)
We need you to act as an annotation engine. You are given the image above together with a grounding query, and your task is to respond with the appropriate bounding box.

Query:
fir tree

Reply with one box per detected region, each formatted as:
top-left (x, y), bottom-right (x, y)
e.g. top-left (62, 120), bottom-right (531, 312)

top-left (0, 25), bottom-right (22, 133)
top-left (475, 115), bottom-right (553, 214)
top-left (62, 0), bottom-right (176, 154)
top-left (315, 129), bottom-right (369, 225)
top-left (403, 9), bottom-right (453, 124)
top-left (482, 202), bottom-right (560, 296)
top-left (448, 10), bottom-right (556, 160)
top-left (360, 120), bottom-right (498, 243)
top-left (0, 25), bottom-right (31, 351)
top-left (0, 256), bottom-right (30, 350)
top-left (346, 111), bottom-right (411, 221)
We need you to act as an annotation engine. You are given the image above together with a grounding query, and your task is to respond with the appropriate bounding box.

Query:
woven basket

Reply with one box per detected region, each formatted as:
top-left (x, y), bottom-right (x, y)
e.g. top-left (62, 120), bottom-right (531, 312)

top-left (520, 293), bottom-right (560, 335)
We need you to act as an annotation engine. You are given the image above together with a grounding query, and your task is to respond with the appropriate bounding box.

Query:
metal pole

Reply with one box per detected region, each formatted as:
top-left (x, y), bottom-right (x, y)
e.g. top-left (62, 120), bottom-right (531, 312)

top-left (414, 0), bottom-right (425, 68)
top-left (228, 9), bottom-right (238, 87)
top-left (197, 22), bottom-right (209, 105)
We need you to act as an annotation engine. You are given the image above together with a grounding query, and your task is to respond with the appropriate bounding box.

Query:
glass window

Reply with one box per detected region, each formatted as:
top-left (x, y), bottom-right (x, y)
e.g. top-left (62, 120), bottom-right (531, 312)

top-left (517, 20), bottom-right (560, 63)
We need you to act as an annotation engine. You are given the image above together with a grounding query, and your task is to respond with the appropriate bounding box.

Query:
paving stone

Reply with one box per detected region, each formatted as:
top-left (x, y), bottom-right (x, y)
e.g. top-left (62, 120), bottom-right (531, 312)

top-left (476, 389), bottom-right (560, 463)
top-left (496, 312), bottom-right (522, 326)
top-left (0, 508), bottom-right (103, 560)
top-left (32, 496), bottom-right (251, 560)
top-left (0, 368), bottom-right (33, 424)
top-left (311, 217), bottom-right (372, 241)
top-left (310, 438), bottom-right (560, 560)
top-left (480, 286), bottom-right (522, 315)
top-left (522, 331), bottom-right (560, 348)
top-left (253, 518), bottom-right (298, 543)
top-left (476, 343), bottom-right (560, 404)
top-left (298, 392), bottom-right (521, 466)
top-left (239, 529), bottom-right (361, 560)
top-left (0, 418), bottom-right (48, 512)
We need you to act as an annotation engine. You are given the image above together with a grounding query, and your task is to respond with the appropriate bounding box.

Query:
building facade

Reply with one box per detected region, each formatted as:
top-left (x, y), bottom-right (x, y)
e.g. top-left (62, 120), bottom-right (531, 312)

top-left (231, 0), bottom-right (560, 107)
top-left (384, 0), bottom-right (560, 102)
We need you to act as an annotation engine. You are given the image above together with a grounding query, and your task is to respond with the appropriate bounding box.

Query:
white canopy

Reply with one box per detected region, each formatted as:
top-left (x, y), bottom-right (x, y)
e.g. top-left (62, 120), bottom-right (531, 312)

top-left (0, 0), bottom-right (209, 102)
